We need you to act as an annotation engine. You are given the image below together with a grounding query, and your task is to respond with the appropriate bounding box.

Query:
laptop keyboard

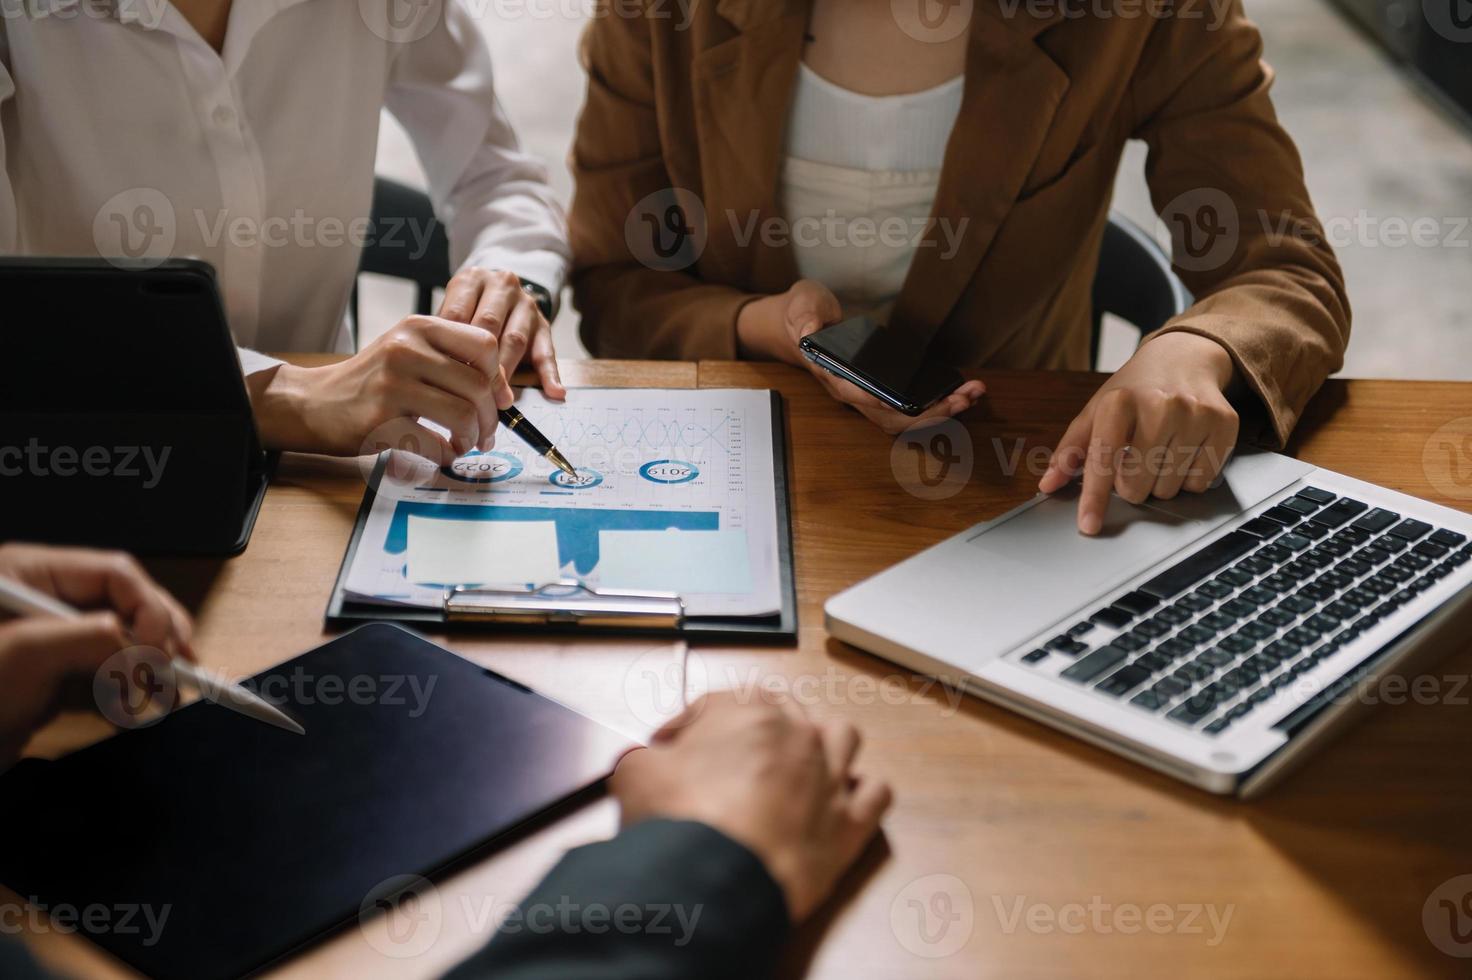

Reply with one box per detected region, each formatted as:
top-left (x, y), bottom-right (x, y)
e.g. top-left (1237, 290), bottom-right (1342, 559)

top-left (1020, 486), bottom-right (1472, 736)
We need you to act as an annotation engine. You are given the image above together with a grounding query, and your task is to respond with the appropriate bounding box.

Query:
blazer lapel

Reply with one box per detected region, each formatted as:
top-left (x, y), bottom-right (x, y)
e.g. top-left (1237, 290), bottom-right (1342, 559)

top-left (692, 0), bottom-right (808, 292)
top-left (890, 5), bottom-right (1071, 339)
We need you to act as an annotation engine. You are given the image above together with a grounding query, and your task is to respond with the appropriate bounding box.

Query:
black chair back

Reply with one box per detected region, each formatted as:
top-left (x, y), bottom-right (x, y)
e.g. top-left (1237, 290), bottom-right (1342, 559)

top-left (353, 177), bottom-right (451, 342)
top-left (1090, 212), bottom-right (1192, 367)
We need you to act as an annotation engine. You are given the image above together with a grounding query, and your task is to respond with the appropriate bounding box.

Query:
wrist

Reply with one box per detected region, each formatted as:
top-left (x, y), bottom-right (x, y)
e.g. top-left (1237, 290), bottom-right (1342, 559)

top-left (736, 295), bottom-right (797, 365)
top-left (245, 362), bottom-right (317, 452)
top-left (1148, 331), bottom-right (1237, 391)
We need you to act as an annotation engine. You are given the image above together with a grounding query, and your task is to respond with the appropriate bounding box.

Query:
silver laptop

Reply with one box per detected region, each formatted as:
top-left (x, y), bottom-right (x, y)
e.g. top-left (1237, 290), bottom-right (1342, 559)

top-left (826, 453), bottom-right (1472, 797)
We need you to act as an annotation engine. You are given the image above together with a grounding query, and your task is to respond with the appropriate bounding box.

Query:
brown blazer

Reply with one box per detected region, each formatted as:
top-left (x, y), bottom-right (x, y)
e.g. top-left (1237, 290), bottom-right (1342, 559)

top-left (568, 0), bottom-right (1350, 445)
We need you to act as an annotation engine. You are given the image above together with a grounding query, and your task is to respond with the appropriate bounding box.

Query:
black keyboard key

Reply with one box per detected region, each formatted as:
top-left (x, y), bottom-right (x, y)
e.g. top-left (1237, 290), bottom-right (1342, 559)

top-left (1046, 635), bottom-right (1088, 655)
top-left (1097, 665), bottom-right (1153, 697)
top-left (1286, 625), bottom-right (1322, 645)
top-left (1343, 587), bottom-right (1377, 607)
top-left (1131, 690), bottom-right (1165, 712)
top-left (1221, 598), bottom-right (1256, 619)
top-left (1299, 550), bottom-right (1334, 569)
top-left (1318, 569), bottom-right (1353, 590)
top-left (1279, 595), bottom-right (1315, 615)
top-left (1199, 648), bottom-right (1235, 668)
top-left (1358, 547), bottom-right (1392, 566)
top-left (1296, 486), bottom-right (1337, 505)
top-left (1280, 496), bottom-right (1322, 516)
top-left (1412, 541), bottom-right (1448, 560)
top-left (1380, 565), bottom-right (1413, 584)
top-left (1340, 557), bottom-right (1371, 577)
top-left (1448, 549), bottom-right (1471, 568)
top-left (1427, 563), bottom-right (1454, 580)
top-left (1376, 535), bottom-right (1409, 553)
top-left (1241, 586), bottom-right (1276, 606)
top-left (1395, 552), bottom-right (1432, 573)
top-left (1260, 608), bottom-right (1295, 628)
top-left (1153, 676), bottom-right (1189, 697)
top-left (1114, 591), bottom-right (1160, 615)
top-left (1240, 621), bottom-right (1276, 641)
top-left (1256, 544), bottom-right (1292, 564)
top-left (1306, 612), bottom-right (1341, 633)
top-left (1158, 638), bottom-right (1196, 660)
top-left (1135, 650), bottom-right (1172, 673)
top-left (1296, 522), bottom-right (1330, 541)
top-left (1261, 505), bottom-right (1302, 526)
top-left (1388, 519), bottom-right (1432, 541)
top-left (1325, 600), bottom-right (1358, 620)
top-left (1260, 574), bottom-right (1296, 594)
top-left (1362, 576), bottom-right (1396, 596)
top-left (1139, 617), bottom-right (1173, 637)
top-left (1316, 498), bottom-right (1369, 528)
top-left (1197, 580), bottom-right (1234, 600)
top-left (1174, 661), bottom-right (1213, 683)
top-left (1218, 567), bottom-right (1253, 587)
top-left (1113, 632), bottom-right (1149, 652)
top-left (1224, 665), bottom-right (1259, 688)
top-left (1241, 517), bottom-right (1284, 539)
top-left (1336, 527), bottom-right (1371, 547)
top-left (1139, 531), bottom-right (1259, 600)
top-left (1237, 556), bottom-right (1272, 576)
top-left (1022, 649), bottom-right (1050, 664)
top-left (1204, 718), bottom-right (1232, 735)
top-left (1279, 562), bottom-right (1315, 582)
top-left (1300, 582), bottom-right (1336, 603)
top-left (1201, 611), bottom-right (1237, 632)
top-left (1318, 538), bottom-right (1351, 558)
top-left (1060, 645), bottom-right (1128, 683)
top-left (1155, 605), bottom-right (1192, 625)
top-left (1429, 528), bottom-right (1467, 548)
top-left (1352, 508), bottom-right (1400, 533)
top-left (1090, 605), bottom-right (1136, 629)
top-left (1168, 695), bottom-right (1219, 726)
top-left (1069, 621), bottom-right (1096, 637)
top-left (1219, 633), bottom-right (1255, 654)
top-left (1278, 533), bottom-right (1312, 553)
top-left (1177, 593), bottom-right (1213, 613)
top-left (1179, 624), bottom-right (1216, 645)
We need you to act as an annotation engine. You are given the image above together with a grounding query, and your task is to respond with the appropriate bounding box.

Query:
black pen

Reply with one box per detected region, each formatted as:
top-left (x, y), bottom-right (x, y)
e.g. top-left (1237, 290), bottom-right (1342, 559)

top-left (499, 406), bottom-right (577, 478)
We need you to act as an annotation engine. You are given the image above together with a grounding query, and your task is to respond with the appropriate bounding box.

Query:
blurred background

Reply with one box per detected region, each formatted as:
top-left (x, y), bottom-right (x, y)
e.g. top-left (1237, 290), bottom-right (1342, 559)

top-left (363, 0), bottom-right (1472, 378)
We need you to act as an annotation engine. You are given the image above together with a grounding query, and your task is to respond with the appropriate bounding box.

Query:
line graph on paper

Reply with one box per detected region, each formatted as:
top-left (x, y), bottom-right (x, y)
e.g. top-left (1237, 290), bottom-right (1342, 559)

top-left (542, 407), bottom-right (743, 456)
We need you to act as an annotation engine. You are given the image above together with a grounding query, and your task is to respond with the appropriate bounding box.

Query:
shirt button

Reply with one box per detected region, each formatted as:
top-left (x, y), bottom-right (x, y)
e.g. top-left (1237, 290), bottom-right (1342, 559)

top-left (212, 105), bottom-right (236, 128)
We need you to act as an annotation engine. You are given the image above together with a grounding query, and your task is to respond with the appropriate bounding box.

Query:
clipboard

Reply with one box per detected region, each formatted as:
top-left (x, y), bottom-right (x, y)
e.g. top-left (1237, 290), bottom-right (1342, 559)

top-left (325, 390), bottom-right (798, 642)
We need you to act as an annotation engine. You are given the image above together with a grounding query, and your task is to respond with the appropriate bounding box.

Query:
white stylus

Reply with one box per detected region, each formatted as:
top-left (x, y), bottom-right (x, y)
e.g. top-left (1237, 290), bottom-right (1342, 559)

top-left (0, 574), bottom-right (304, 735)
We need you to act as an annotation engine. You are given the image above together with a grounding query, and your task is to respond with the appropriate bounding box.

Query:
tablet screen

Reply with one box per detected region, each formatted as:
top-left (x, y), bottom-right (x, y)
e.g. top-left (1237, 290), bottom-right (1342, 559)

top-left (0, 624), bottom-right (634, 979)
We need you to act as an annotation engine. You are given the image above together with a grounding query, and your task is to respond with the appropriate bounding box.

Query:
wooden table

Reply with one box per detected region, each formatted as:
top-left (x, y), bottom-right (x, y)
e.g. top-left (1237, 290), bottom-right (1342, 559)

top-left (14, 361), bottom-right (1472, 980)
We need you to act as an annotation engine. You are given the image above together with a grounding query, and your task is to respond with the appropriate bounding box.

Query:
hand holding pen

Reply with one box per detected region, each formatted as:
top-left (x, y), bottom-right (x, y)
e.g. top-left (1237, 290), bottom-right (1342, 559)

top-left (0, 544), bottom-right (302, 757)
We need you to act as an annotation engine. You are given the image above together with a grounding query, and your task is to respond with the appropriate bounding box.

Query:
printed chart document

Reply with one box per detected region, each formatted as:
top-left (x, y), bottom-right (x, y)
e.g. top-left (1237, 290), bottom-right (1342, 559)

top-left (344, 388), bottom-right (781, 618)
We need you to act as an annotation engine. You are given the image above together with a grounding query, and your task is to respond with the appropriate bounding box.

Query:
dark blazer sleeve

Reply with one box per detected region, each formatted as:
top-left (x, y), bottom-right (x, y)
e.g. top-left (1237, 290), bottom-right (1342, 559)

top-left (442, 819), bottom-right (790, 980)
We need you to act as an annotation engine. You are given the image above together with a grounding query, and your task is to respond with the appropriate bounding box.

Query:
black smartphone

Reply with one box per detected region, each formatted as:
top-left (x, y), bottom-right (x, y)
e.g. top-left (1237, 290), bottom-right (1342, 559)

top-left (798, 316), bottom-right (964, 416)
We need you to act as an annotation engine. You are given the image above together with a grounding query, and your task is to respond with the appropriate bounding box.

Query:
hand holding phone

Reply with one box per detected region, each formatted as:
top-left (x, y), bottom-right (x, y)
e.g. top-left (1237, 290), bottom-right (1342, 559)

top-left (799, 316), bottom-right (969, 415)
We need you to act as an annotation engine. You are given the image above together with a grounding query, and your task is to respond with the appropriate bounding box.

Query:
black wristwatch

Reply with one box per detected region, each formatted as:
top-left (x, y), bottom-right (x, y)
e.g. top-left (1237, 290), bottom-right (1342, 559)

top-left (518, 277), bottom-right (557, 321)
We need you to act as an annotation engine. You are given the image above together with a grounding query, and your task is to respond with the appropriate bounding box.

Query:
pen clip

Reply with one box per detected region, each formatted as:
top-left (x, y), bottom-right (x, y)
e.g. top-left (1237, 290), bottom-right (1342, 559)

top-left (445, 580), bottom-right (685, 630)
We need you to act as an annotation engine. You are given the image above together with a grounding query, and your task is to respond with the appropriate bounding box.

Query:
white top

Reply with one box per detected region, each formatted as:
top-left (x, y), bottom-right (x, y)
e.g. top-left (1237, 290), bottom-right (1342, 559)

top-left (0, 0), bottom-right (570, 376)
top-left (785, 63), bottom-right (963, 173)
top-left (780, 65), bottom-right (962, 318)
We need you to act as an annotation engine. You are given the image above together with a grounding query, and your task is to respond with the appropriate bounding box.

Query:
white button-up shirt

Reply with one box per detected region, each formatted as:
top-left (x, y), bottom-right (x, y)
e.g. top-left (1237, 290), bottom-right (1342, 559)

top-left (0, 0), bottom-right (570, 375)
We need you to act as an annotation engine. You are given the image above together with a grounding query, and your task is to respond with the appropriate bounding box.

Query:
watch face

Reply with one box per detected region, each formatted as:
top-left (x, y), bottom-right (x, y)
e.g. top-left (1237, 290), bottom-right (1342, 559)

top-left (519, 279), bottom-right (554, 320)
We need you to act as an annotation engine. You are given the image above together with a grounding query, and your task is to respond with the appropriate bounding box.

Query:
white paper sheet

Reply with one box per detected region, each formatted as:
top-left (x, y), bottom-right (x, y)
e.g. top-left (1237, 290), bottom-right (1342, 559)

top-left (343, 388), bottom-right (781, 617)
top-left (405, 516), bottom-right (561, 587)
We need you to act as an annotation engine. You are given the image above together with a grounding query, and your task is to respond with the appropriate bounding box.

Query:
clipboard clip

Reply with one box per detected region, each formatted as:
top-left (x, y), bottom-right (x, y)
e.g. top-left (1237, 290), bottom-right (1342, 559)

top-left (444, 580), bottom-right (685, 631)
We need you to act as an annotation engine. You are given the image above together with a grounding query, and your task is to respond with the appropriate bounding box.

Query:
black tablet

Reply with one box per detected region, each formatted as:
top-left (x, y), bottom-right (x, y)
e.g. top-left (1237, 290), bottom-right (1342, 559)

top-left (0, 624), bottom-right (635, 979)
top-left (0, 257), bottom-right (271, 555)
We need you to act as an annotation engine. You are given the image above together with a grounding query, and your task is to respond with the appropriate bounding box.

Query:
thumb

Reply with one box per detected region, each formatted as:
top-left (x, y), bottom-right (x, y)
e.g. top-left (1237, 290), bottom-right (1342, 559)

top-left (786, 281), bottom-right (842, 339)
top-left (1039, 407), bottom-right (1095, 494)
top-left (0, 613), bottom-right (130, 723)
top-left (5, 612), bottom-right (130, 677)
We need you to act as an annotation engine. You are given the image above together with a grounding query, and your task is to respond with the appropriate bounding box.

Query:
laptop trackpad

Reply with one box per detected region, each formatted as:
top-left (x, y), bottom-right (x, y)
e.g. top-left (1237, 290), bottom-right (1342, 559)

top-left (966, 485), bottom-right (1208, 598)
